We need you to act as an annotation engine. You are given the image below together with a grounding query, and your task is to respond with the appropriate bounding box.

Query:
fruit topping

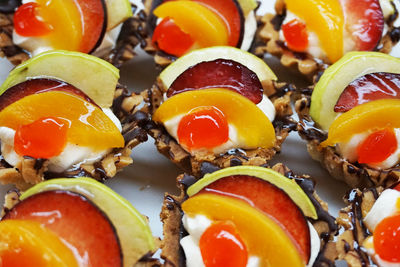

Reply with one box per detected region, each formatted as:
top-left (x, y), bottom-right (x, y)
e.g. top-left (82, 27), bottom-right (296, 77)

top-left (197, 175), bottom-right (311, 262)
top-left (285, 0), bottom-right (344, 63)
top-left (14, 2), bottom-right (52, 37)
top-left (167, 59), bottom-right (263, 104)
top-left (0, 220), bottom-right (78, 267)
top-left (394, 183), bottom-right (400, 191)
top-left (339, 0), bottom-right (384, 51)
top-left (152, 17), bottom-right (195, 57)
top-left (282, 18), bottom-right (308, 52)
top-left (153, 1), bottom-right (228, 48)
top-left (321, 99), bottom-right (400, 147)
top-left (0, 90), bottom-right (124, 150)
top-left (374, 213), bottom-right (400, 262)
top-left (182, 193), bottom-right (304, 266)
top-left (199, 222), bottom-right (248, 267)
top-left (0, 50), bottom-right (119, 108)
top-left (310, 52), bottom-right (400, 131)
top-left (0, 79), bottom-right (97, 112)
top-left (159, 46), bottom-right (277, 89)
top-left (153, 88), bottom-right (275, 149)
top-left (177, 106), bottom-right (229, 151)
top-left (193, 0), bottom-right (244, 47)
top-left (21, 178), bottom-right (156, 267)
top-left (335, 72), bottom-right (400, 112)
top-left (14, 117), bottom-right (69, 159)
top-left (3, 190), bottom-right (122, 267)
top-left (357, 128), bottom-right (397, 164)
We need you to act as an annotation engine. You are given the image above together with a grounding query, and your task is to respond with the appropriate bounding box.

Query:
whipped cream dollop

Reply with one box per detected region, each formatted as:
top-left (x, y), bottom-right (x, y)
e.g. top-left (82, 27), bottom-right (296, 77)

top-left (13, 0), bottom-right (123, 57)
top-left (0, 108), bottom-right (122, 173)
top-left (162, 94), bottom-right (276, 155)
top-left (278, 0), bottom-right (397, 60)
top-left (181, 213), bottom-right (320, 267)
top-left (362, 189), bottom-right (400, 267)
top-left (337, 128), bottom-right (400, 169)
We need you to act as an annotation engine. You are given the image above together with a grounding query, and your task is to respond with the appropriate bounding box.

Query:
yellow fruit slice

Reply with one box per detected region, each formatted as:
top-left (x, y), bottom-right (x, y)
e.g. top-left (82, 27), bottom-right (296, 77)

top-left (182, 193), bottom-right (304, 267)
top-left (285, 0), bottom-right (344, 63)
top-left (321, 99), bottom-right (400, 147)
top-left (153, 88), bottom-right (276, 149)
top-left (38, 0), bottom-right (82, 51)
top-left (153, 1), bottom-right (228, 47)
top-left (0, 220), bottom-right (78, 267)
top-left (0, 91), bottom-right (124, 150)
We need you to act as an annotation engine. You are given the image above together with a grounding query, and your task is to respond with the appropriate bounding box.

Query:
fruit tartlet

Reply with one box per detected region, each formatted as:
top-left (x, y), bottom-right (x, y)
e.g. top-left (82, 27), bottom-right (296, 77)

top-left (0, 50), bottom-right (149, 189)
top-left (145, 46), bottom-right (296, 177)
top-left (336, 183), bottom-right (400, 266)
top-left (0, 0), bottom-right (140, 67)
top-left (296, 51), bottom-right (400, 188)
top-left (254, 0), bottom-right (400, 78)
top-left (160, 164), bottom-right (338, 266)
top-left (139, 0), bottom-right (259, 67)
top-left (0, 177), bottom-right (158, 266)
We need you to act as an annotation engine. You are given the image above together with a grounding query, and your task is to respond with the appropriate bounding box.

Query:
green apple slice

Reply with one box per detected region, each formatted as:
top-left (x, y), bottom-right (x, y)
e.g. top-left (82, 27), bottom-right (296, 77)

top-left (106, 0), bottom-right (133, 30)
top-left (187, 166), bottom-right (317, 219)
top-left (310, 51), bottom-right (400, 131)
top-left (159, 46), bottom-right (277, 89)
top-left (237, 0), bottom-right (258, 16)
top-left (0, 50), bottom-right (119, 108)
top-left (20, 178), bottom-right (155, 267)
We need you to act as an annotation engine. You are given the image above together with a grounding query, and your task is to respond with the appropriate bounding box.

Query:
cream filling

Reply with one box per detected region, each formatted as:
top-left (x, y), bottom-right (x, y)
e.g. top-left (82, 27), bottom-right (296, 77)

top-left (181, 214), bottom-right (320, 267)
top-left (337, 128), bottom-right (400, 169)
top-left (280, 0), bottom-right (396, 60)
top-left (162, 95), bottom-right (275, 155)
top-left (13, 0), bottom-right (122, 57)
top-left (0, 108), bottom-right (122, 173)
top-left (362, 189), bottom-right (400, 266)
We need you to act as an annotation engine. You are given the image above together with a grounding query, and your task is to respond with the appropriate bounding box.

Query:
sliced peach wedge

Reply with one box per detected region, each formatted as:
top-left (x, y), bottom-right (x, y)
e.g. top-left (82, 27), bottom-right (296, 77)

top-left (182, 193), bottom-right (304, 267)
top-left (153, 88), bottom-right (276, 149)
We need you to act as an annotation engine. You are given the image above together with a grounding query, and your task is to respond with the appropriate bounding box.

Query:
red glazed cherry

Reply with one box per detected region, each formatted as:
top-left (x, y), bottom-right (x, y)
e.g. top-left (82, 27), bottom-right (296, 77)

top-left (282, 19), bottom-right (308, 52)
top-left (357, 128), bottom-right (397, 164)
top-left (14, 2), bottom-right (52, 36)
top-left (374, 213), bottom-right (400, 263)
top-left (14, 116), bottom-right (69, 159)
top-left (200, 222), bottom-right (248, 267)
top-left (152, 17), bottom-right (194, 57)
top-left (177, 106), bottom-right (229, 150)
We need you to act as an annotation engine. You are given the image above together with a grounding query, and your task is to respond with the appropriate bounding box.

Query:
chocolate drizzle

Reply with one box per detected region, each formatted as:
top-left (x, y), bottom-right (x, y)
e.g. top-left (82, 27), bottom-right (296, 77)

top-left (0, 0), bottom-right (21, 13)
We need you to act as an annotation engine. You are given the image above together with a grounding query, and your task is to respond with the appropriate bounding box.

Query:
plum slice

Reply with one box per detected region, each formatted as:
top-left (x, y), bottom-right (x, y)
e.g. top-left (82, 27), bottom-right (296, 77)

top-left (167, 59), bottom-right (263, 104)
top-left (339, 0), bottom-right (384, 51)
top-left (198, 175), bottom-right (311, 263)
top-left (0, 78), bottom-right (98, 112)
top-left (334, 72), bottom-right (400, 112)
top-left (3, 190), bottom-right (122, 267)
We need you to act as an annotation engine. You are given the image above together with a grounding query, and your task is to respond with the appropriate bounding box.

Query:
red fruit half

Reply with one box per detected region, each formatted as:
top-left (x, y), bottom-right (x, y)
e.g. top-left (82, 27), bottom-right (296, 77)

top-left (193, 0), bottom-right (244, 47)
top-left (75, 0), bottom-right (107, 53)
top-left (167, 59), bottom-right (263, 104)
top-left (0, 78), bottom-right (98, 112)
top-left (198, 175), bottom-right (311, 263)
top-left (3, 190), bottom-right (122, 267)
top-left (339, 0), bottom-right (384, 51)
top-left (334, 72), bottom-right (400, 112)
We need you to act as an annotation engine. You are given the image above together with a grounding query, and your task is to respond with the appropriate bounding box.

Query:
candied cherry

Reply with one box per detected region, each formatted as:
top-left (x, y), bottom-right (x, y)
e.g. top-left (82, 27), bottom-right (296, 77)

top-left (14, 2), bottom-right (52, 36)
top-left (357, 128), bottom-right (397, 164)
top-left (282, 19), bottom-right (309, 52)
top-left (14, 117), bottom-right (69, 159)
top-left (152, 17), bottom-right (194, 57)
top-left (374, 213), bottom-right (400, 262)
top-left (199, 221), bottom-right (248, 267)
top-left (177, 106), bottom-right (229, 150)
